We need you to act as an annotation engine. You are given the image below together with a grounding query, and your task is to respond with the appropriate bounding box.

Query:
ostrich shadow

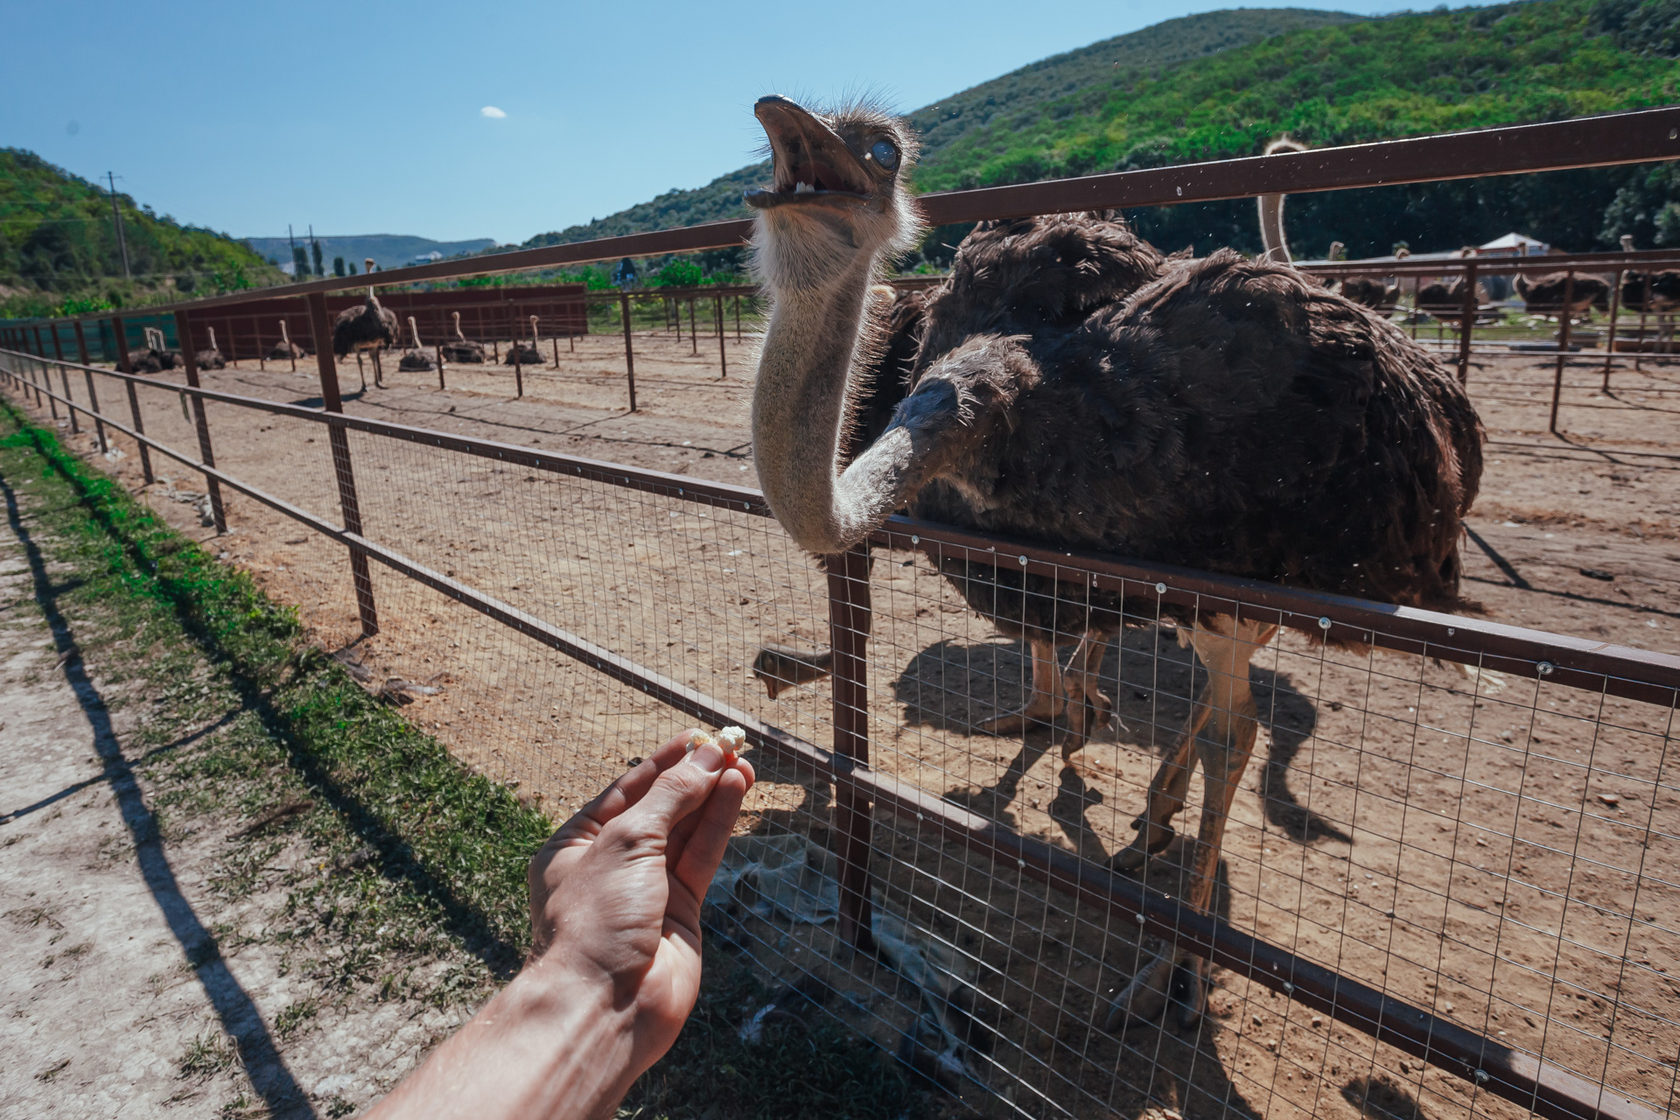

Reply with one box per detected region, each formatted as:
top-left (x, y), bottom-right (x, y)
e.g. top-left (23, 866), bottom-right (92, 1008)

top-left (891, 626), bottom-right (1350, 859)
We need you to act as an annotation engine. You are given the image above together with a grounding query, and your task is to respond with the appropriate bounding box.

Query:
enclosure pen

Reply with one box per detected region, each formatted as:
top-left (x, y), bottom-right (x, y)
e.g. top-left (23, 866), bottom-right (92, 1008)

top-left (4, 105), bottom-right (1680, 1120)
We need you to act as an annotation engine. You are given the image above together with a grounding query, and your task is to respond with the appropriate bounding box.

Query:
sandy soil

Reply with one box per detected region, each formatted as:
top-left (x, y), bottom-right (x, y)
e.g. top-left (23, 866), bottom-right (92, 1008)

top-left (8, 325), bottom-right (1678, 1118)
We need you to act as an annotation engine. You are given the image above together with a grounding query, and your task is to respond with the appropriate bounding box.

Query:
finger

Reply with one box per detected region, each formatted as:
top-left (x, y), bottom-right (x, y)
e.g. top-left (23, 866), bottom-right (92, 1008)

top-left (666, 765), bottom-right (751, 934)
top-left (608, 736), bottom-right (731, 845)
top-left (666, 757), bottom-right (755, 867)
top-left (560, 729), bottom-right (700, 838)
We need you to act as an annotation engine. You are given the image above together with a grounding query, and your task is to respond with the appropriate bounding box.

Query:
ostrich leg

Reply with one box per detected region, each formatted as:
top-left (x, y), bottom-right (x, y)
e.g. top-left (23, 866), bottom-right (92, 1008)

top-left (355, 352), bottom-right (367, 393)
top-left (1105, 614), bottom-right (1277, 1031)
top-left (375, 347), bottom-right (385, 389)
top-left (1057, 630), bottom-right (1116, 758)
top-left (978, 636), bottom-right (1064, 735)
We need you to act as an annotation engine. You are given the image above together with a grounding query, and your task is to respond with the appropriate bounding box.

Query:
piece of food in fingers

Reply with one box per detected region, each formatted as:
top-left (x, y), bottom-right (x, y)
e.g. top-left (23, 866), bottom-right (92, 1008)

top-left (686, 726), bottom-right (747, 764)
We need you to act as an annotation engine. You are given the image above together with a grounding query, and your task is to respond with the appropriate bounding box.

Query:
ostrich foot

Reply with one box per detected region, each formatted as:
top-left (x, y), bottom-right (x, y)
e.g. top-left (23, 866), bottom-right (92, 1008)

top-left (977, 692), bottom-right (1064, 736)
top-left (1057, 682), bottom-right (1117, 760)
top-left (1103, 944), bottom-right (1209, 1033)
top-left (1110, 816), bottom-right (1178, 873)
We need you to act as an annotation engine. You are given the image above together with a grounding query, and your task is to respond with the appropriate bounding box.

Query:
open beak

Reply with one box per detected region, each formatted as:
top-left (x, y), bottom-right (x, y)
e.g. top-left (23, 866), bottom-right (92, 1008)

top-left (745, 96), bottom-right (872, 211)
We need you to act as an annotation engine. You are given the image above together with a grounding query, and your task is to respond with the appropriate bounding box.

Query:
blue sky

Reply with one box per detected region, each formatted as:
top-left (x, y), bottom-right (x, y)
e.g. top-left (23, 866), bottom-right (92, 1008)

top-left (5, 1), bottom-right (1498, 246)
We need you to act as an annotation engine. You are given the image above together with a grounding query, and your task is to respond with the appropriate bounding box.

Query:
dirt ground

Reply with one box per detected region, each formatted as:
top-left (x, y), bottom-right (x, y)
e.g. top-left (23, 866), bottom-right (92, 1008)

top-left (7, 323), bottom-right (1678, 1118)
top-left (0, 463), bottom-right (491, 1119)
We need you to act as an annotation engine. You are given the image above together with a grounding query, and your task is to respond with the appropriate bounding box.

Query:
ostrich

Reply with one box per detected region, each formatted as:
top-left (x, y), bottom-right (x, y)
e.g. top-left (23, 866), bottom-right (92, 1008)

top-left (1256, 137), bottom-right (1305, 264)
top-left (195, 325), bottom-right (226, 370)
top-left (1339, 276), bottom-right (1399, 314)
top-left (1514, 271), bottom-right (1610, 322)
top-left (127, 327), bottom-right (166, 373)
top-left (268, 320), bottom-right (307, 361)
top-left (1415, 277), bottom-right (1486, 319)
top-left (745, 96), bottom-right (1483, 1031)
top-left (398, 316), bottom-right (436, 372)
top-left (1621, 267), bottom-right (1680, 350)
top-left (504, 315), bottom-right (542, 365)
top-left (333, 258), bottom-right (399, 390)
top-left (440, 311), bottom-right (487, 363)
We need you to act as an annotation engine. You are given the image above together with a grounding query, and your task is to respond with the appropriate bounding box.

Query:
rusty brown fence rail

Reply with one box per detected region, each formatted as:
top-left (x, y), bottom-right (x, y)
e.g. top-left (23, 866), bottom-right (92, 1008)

top-left (2, 348), bottom-right (1676, 1120)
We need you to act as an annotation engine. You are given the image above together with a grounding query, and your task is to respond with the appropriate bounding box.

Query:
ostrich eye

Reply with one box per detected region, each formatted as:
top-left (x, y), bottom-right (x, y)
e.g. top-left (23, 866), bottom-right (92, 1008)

top-left (870, 138), bottom-right (900, 171)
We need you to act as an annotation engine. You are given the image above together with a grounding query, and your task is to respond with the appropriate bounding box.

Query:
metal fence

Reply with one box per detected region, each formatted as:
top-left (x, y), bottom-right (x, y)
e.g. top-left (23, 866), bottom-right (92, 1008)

top-left (4, 106), bottom-right (1680, 1119)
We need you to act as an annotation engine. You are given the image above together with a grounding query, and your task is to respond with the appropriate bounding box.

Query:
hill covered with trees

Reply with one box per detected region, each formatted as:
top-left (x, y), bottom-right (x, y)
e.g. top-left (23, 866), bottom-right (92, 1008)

top-left (0, 149), bottom-right (283, 317)
top-left (523, 0), bottom-right (1680, 269)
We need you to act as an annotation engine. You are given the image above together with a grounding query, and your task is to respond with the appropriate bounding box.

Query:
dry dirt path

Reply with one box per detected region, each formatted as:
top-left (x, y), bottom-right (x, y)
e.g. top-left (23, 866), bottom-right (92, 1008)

top-left (0, 463), bottom-right (479, 1119)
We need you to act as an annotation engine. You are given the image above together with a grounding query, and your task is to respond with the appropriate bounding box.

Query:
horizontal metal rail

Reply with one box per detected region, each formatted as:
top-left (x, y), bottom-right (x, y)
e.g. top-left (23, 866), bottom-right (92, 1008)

top-left (18, 105), bottom-right (1680, 325)
top-left (5, 348), bottom-right (1676, 708)
top-left (1, 359), bottom-right (1658, 1120)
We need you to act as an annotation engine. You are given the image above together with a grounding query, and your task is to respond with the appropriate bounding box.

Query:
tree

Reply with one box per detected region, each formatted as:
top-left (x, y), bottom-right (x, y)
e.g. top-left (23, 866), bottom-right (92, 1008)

top-left (311, 238), bottom-right (324, 278)
top-left (292, 245), bottom-right (310, 277)
top-left (349, 260), bottom-right (358, 275)
top-left (653, 259), bottom-right (703, 288)
top-left (333, 256), bottom-right (346, 277)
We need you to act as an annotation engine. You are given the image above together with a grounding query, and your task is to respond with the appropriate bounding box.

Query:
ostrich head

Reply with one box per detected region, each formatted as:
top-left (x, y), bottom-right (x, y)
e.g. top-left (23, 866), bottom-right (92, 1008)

top-left (207, 326), bottom-right (218, 351)
top-left (408, 315), bottom-right (422, 348)
top-left (530, 314), bottom-right (539, 341)
top-left (452, 311), bottom-right (463, 339)
top-left (746, 96), bottom-right (922, 294)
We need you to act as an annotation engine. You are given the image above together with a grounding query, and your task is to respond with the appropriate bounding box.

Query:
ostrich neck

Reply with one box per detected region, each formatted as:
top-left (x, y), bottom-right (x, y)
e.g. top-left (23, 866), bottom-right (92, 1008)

top-left (753, 255), bottom-right (921, 554)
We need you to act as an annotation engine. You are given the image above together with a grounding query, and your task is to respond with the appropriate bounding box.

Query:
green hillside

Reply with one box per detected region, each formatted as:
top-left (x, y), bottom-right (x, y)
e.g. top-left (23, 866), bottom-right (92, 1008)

top-left (0, 149), bottom-right (284, 318)
top-left (525, 0), bottom-right (1680, 266)
top-left (521, 8), bottom-right (1359, 250)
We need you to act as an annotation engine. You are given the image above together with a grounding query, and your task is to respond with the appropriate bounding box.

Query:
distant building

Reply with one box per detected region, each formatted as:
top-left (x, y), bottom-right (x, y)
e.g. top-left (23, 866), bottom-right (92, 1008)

top-left (412, 250), bottom-right (444, 263)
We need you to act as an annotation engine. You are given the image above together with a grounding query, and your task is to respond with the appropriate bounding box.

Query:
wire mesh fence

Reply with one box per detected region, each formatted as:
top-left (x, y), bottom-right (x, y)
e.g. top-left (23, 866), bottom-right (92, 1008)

top-left (2, 346), bottom-right (1675, 1119)
top-left (6, 105), bottom-right (1680, 1118)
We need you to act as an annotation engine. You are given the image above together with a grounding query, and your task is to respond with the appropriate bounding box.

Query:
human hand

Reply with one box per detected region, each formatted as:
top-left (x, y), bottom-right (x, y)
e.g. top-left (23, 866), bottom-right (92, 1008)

top-left (526, 729), bottom-right (754, 1084)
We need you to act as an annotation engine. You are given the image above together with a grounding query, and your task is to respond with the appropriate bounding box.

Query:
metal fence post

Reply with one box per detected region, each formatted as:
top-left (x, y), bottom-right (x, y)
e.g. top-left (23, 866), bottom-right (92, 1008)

top-left (1457, 262), bottom-right (1476, 385)
top-left (714, 294), bottom-right (727, 379)
top-left (1549, 271), bottom-right (1575, 436)
top-left (175, 311), bottom-right (227, 533)
top-left (306, 291), bottom-right (379, 638)
top-left (74, 321), bottom-right (108, 454)
top-left (619, 291), bottom-right (638, 413)
top-left (1603, 268), bottom-right (1623, 391)
top-left (827, 543), bottom-right (875, 951)
top-left (110, 314), bottom-right (154, 484)
top-left (33, 326), bottom-right (57, 418)
top-left (51, 322), bottom-right (79, 435)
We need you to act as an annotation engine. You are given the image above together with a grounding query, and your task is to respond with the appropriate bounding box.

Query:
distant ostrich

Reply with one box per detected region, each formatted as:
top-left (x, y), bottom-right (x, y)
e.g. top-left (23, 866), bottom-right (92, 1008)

top-left (127, 327), bottom-right (166, 373)
top-left (1621, 234), bottom-right (1636, 253)
top-left (1256, 137), bottom-right (1305, 264)
top-left (745, 97), bottom-right (1483, 1031)
top-left (1339, 276), bottom-right (1400, 314)
top-left (1415, 277), bottom-right (1487, 320)
top-left (1621, 265), bottom-right (1680, 350)
top-left (398, 316), bottom-right (436, 372)
top-left (504, 315), bottom-right (542, 365)
top-left (268, 320), bottom-right (307, 360)
top-left (440, 311), bottom-right (487, 363)
top-left (1327, 240), bottom-right (1346, 261)
top-left (195, 326), bottom-right (226, 370)
top-left (333, 258), bottom-right (399, 390)
top-left (1515, 271), bottom-right (1610, 322)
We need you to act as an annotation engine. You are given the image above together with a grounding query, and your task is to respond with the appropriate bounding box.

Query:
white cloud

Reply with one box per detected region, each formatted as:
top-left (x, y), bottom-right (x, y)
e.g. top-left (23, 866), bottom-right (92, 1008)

top-left (480, 105), bottom-right (507, 119)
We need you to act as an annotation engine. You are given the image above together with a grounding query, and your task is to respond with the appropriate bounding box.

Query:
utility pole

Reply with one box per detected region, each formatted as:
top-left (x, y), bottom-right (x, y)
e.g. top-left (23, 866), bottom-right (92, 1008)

top-left (288, 223), bottom-right (299, 278)
top-left (107, 172), bottom-right (130, 279)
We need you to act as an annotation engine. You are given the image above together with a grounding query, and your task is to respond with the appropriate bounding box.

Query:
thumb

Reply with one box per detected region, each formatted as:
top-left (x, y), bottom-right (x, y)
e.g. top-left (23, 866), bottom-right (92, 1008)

top-left (608, 738), bottom-right (730, 842)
